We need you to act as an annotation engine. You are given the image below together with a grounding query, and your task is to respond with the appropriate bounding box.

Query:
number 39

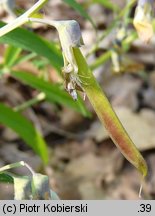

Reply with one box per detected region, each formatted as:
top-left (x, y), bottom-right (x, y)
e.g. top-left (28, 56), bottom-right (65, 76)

top-left (139, 204), bottom-right (151, 212)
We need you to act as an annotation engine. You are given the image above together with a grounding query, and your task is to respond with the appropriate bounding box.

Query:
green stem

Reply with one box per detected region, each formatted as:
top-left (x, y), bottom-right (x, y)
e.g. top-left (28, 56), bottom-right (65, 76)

top-left (0, 161), bottom-right (35, 175)
top-left (73, 47), bottom-right (147, 177)
top-left (28, 18), bottom-right (57, 28)
top-left (14, 92), bottom-right (46, 112)
top-left (86, 0), bottom-right (136, 57)
top-left (86, 20), bottom-right (118, 57)
top-left (90, 50), bottom-right (111, 70)
top-left (0, 0), bottom-right (48, 37)
top-left (0, 161), bottom-right (25, 173)
top-left (90, 32), bottom-right (137, 70)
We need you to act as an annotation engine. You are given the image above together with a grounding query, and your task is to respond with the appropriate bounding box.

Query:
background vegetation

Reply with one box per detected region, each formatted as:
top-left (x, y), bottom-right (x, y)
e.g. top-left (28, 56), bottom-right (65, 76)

top-left (0, 0), bottom-right (155, 199)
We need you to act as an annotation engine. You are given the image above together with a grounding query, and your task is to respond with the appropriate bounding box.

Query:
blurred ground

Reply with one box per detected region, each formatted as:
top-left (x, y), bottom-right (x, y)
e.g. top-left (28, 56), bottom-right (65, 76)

top-left (0, 0), bottom-right (155, 200)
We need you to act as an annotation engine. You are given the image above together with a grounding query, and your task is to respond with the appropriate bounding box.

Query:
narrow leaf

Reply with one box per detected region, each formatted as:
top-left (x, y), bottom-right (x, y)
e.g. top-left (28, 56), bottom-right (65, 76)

top-left (0, 21), bottom-right (63, 71)
top-left (0, 103), bottom-right (48, 163)
top-left (4, 45), bottom-right (22, 67)
top-left (64, 0), bottom-right (96, 28)
top-left (12, 71), bottom-right (90, 117)
top-left (92, 0), bottom-right (119, 11)
top-left (0, 172), bottom-right (14, 184)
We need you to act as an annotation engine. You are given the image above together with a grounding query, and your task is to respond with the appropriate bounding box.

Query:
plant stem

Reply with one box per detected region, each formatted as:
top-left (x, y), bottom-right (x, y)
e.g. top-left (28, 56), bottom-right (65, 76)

top-left (86, 0), bottom-right (137, 57)
top-left (0, 161), bottom-right (25, 173)
top-left (0, 0), bottom-right (48, 37)
top-left (28, 18), bottom-right (57, 28)
top-left (14, 92), bottom-right (46, 112)
top-left (0, 161), bottom-right (35, 175)
top-left (90, 50), bottom-right (111, 70)
top-left (26, 17), bottom-right (148, 176)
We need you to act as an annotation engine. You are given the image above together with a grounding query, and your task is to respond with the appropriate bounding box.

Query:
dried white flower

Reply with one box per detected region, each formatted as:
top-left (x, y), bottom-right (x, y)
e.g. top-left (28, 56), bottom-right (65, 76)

top-left (133, 0), bottom-right (154, 43)
top-left (54, 20), bottom-right (84, 100)
top-left (28, 18), bottom-right (85, 100)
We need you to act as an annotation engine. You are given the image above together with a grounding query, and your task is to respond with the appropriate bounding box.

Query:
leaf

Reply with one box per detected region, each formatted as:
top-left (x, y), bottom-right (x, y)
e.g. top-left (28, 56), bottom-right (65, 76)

top-left (92, 0), bottom-right (119, 11)
top-left (0, 21), bottom-right (63, 71)
top-left (13, 52), bottom-right (37, 66)
top-left (0, 103), bottom-right (48, 163)
top-left (4, 45), bottom-right (22, 67)
top-left (64, 0), bottom-right (96, 28)
top-left (12, 71), bottom-right (90, 117)
top-left (0, 172), bottom-right (13, 184)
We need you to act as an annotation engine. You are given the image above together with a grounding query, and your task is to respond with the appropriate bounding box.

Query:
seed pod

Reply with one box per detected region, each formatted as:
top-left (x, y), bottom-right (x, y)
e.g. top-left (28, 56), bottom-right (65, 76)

top-left (72, 47), bottom-right (148, 177)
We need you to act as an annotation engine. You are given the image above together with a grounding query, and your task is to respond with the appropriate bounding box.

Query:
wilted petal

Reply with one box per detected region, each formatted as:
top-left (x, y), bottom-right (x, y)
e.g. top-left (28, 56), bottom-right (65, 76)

top-left (54, 20), bottom-right (84, 47)
top-left (55, 20), bottom-right (84, 72)
top-left (53, 20), bottom-right (84, 99)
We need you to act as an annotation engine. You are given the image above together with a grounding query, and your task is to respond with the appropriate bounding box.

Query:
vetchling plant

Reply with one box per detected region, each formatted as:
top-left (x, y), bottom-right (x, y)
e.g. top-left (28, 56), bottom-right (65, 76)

top-left (0, 0), bottom-right (153, 197)
top-left (0, 0), bottom-right (90, 165)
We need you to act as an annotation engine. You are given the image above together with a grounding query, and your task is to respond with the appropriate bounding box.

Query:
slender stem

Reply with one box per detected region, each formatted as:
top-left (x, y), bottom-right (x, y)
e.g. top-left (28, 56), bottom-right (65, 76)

top-left (90, 31), bottom-right (137, 70)
top-left (0, 161), bottom-right (25, 173)
top-left (28, 18), bottom-right (57, 28)
top-left (0, 15), bottom-right (27, 37)
top-left (0, 0), bottom-right (48, 37)
top-left (86, 0), bottom-right (136, 57)
top-left (0, 161), bottom-right (35, 175)
top-left (90, 50), bottom-right (111, 70)
top-left (24, 162), bottom-right (35, 175)
top-left (23, 0), bottom-right (48, 17)
top-left (86, 20), bottom-right (118, 57)
top-left (14, 92), bottom-right (46, 112)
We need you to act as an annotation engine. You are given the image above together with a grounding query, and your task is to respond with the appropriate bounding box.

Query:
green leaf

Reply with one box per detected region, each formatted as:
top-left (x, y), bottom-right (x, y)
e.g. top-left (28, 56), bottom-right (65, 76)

top-left (92, 0), bottom-right (119, 12)
top-left (14, 52), bottom-right (37, 66)
top-left (0, 172), bottom-right (14, 184)
top-left (12, 71), bottom-right (90, 117)
top-left (0, 103), bottom-right (48, 163)
top-left (0, 21), bottom-right (63, 71)
top-left (4, 45), bottom-right (22, 67)
top-left (64, 0), bottom-right (96, 28)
